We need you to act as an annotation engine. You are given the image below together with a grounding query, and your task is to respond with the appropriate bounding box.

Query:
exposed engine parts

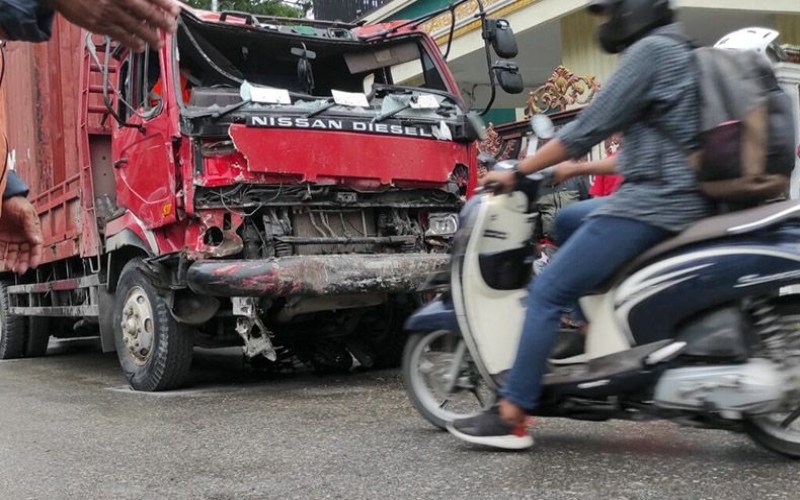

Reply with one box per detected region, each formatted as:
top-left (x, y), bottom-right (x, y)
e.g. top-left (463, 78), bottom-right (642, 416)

top-left (747, 297), bottom-right (800, 363)
top-left (238, 206), bottom-right (445, 259)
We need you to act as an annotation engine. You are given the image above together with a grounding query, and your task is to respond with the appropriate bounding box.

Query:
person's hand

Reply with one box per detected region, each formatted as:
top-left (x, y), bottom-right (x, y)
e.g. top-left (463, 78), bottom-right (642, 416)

top-left (552, 161), bottom-right (578, 183)
top-left (0, 197), bottom-right (43, 274)
top-left (47, 0), bottom-right (183, 52)
top-left (478, 169), bottom-right (516, 193)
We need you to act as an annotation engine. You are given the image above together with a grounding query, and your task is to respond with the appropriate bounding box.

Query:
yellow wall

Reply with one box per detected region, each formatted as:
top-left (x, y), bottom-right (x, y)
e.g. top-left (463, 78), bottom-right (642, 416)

top-left (776, 14), bottom-right (800, 46)
top-left (560, 9), bottom-right (619, 86)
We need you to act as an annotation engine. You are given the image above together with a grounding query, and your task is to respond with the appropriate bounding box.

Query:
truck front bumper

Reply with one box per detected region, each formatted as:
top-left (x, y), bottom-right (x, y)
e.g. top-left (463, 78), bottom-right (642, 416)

top-left (186, 253), bottom-right (450, 297)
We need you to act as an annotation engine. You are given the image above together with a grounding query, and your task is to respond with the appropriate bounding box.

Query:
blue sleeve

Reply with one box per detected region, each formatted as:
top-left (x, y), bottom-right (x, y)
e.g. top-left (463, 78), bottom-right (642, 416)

top-left (0, 0), bottom-right (54, 42)
top-left (4, 170), bottom-right (29, 198)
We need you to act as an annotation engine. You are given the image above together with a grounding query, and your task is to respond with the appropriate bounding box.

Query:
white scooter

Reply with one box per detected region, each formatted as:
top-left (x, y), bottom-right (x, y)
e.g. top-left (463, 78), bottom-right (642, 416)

top-left (403, 114), bottom-right (800, 458)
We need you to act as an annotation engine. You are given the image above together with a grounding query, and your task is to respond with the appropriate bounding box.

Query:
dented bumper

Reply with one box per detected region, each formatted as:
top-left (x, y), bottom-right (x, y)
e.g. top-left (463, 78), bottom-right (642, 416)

top-left (186, 254), bottom-right (450, 297)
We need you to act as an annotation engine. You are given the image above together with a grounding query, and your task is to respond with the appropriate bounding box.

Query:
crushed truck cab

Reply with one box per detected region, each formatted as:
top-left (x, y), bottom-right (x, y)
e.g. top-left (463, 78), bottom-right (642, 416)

top-left (0, 8), bottom-right (491, 390)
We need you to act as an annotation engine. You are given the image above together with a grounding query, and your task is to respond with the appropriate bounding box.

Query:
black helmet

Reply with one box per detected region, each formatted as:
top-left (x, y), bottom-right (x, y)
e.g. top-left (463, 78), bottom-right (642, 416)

top-left (588, 0), bottom-right (674, 54)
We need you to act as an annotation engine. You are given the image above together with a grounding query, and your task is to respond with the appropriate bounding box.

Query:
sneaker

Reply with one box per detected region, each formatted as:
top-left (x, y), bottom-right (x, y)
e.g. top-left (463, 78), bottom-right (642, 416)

top-left (446, 406), bottom-right (534, 450)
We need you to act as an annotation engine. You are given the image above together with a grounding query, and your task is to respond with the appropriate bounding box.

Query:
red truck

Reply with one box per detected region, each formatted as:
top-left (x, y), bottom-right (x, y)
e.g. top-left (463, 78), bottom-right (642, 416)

top-left (0, 6), bottom-right (521, 390)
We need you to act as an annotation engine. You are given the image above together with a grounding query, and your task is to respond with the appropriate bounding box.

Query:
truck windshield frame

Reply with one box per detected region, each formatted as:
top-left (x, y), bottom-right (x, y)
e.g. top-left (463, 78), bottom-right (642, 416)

top-left (172, 11), bottom-right (457, 116)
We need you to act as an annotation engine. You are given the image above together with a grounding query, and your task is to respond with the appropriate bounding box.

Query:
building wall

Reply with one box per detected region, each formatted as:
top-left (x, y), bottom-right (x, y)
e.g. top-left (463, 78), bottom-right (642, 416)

top-left (777, 14), bottom-right (800, 45)
top-left (559, 9), bottom-right (618, 87)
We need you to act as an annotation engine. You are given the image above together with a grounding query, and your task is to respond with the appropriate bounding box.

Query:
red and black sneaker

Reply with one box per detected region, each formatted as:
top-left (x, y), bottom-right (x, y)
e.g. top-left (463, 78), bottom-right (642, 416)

top-left (446, 406), bottom-right (534, 450)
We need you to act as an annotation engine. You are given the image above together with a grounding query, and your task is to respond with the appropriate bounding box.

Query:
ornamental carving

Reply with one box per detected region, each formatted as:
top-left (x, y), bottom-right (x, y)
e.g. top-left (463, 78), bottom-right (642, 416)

top-left (526, 65), bottom-right (600, 116)
top-left (478, 123), bottom-right (502, 157)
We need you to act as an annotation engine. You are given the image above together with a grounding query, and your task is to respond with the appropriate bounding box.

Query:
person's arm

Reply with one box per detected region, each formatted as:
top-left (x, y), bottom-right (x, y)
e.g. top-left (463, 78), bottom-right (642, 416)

top-left (43, 0), bottom-right (182, 51)
top-left (0, 0), bottom-right (182, 51)
top-left (483, 38), bottom-right (664, 190)
top-left (553, 155), bottom-right (617, 183)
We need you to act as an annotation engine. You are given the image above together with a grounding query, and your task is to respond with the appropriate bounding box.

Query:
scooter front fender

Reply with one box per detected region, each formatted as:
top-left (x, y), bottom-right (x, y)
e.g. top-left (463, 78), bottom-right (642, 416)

top-left (404, 296), bottom-right (460, 333)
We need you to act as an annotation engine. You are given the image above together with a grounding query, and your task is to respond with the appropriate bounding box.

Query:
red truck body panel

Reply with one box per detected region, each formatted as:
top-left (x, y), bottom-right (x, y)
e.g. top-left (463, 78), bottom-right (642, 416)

top-left (0, 19), bottom-right (109, 264)
top-left (228, 125), bottom-right (471, 187)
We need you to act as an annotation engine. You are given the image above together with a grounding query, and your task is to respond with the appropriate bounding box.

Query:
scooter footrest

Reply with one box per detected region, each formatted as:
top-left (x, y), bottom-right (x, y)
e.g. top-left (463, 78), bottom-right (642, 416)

top-left (543, 340), bottom-right (671, 386)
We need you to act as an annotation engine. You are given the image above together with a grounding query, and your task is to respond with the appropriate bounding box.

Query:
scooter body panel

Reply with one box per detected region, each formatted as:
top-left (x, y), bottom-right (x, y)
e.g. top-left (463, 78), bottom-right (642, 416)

top-left (615, 225), bottom-right (800, 345)
top-left (451, 192), bottom-right (537, 385)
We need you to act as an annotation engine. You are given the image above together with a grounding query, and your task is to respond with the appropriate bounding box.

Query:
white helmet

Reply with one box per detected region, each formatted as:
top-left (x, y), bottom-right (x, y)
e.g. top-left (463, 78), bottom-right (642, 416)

top-left (714, 27), bottom-right (786, 63)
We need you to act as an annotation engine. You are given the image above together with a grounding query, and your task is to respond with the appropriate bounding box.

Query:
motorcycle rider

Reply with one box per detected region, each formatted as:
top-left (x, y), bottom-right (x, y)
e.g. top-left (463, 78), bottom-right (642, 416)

top-left (447, 0), bottom-right (717, 449)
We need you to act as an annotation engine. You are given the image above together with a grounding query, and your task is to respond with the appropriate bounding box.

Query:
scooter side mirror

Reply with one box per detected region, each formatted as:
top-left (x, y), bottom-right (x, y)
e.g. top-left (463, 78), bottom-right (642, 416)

top-left (483, 19), bottom-right (518, 59)
top-left (493, 62), bottom-right (524, 94)
top-left (530, 113), bottom-right (555, 140)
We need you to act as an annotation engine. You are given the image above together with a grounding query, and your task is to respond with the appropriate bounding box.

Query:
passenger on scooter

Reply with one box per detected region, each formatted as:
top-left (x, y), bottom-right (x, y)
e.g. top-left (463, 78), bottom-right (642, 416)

top-left (447, 0), bottom-right (716, 450)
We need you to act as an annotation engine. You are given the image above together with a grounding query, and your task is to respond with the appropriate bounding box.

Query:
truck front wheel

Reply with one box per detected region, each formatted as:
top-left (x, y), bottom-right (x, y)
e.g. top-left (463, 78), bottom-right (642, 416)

top-left (113, 259), bottom-right (193, 391)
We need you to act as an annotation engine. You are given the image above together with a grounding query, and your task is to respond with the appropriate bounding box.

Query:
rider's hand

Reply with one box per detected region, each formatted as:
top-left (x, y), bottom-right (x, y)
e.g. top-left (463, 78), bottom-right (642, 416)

top-left (478, 169), bottom-right (516, 193)
top-left (0, 197), bottom-right (43, 275)
top-left (552, 161), bottom-right (578, 183)
top-left (46, 0), bottom-right (182, 52)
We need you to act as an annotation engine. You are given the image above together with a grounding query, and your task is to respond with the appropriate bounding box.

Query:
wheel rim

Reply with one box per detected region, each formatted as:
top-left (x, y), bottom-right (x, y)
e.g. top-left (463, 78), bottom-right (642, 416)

top-left (408, 329), bottom-right (494, 423)
top-left (751, 411), bottom-right (800, 444)
top-left (120, 286), bottom-right (155, 366)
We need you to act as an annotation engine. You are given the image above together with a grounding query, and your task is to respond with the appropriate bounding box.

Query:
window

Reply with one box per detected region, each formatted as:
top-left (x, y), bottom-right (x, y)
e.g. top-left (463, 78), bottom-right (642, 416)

top-left (120, 47), bottom-right (163, 118)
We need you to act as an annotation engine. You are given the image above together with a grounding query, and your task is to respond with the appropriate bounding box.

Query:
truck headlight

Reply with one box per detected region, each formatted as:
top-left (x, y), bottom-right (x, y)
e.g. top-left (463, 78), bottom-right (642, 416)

top-left (426, 213), bottom-right (459, 237)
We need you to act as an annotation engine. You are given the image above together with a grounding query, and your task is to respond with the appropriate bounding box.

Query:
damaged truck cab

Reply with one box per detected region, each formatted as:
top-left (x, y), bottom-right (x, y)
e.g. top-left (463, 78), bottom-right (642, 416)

top-left (0, 8), bottom-right (496, 390)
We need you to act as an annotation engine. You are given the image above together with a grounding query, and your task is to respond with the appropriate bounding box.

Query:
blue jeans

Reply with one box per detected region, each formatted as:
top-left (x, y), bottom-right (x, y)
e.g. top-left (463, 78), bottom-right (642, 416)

top-left (553, 197), bottom-right (608, 246)
top-left (499, 215), bottom-right (674, 409)
top-left (553, 197), bottom-right (608, 322)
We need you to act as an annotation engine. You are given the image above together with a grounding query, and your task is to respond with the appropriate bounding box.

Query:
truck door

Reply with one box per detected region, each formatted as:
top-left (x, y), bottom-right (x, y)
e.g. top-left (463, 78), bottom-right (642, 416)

top-left (112, 47), bottom-right (177, 229)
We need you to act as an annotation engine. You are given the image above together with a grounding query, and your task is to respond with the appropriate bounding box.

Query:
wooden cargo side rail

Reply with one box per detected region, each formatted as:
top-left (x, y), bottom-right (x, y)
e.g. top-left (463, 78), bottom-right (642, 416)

top-left (7, 274), bottom-right (100, 317)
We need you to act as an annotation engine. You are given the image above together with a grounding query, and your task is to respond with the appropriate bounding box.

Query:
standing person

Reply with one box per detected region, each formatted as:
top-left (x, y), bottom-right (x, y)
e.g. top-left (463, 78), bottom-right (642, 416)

top-left (447, 0), bottom-right (715, 450)
top-left (0, 0), bottom-right (182, 273)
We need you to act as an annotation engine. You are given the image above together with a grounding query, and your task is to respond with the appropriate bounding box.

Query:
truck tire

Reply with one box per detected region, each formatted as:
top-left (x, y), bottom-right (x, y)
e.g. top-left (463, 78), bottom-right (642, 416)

top-left (113, 259), bottom-right (193, 391)
top-left (0, 281), bottom-right (26, 359)
top-left (25, 317), bottom-right (50, 357)
top-left (363, 298), bottom-right (411, 368)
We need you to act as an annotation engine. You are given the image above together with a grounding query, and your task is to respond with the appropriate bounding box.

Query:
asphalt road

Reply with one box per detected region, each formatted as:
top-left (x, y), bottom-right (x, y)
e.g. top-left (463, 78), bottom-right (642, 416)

top-left (1, 339), bottom-right (798, 500)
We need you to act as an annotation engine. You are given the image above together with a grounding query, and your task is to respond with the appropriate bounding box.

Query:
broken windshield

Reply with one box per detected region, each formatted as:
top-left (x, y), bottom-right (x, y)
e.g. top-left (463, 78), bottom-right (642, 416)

top-left (175, 11), bottom-right (461, 121)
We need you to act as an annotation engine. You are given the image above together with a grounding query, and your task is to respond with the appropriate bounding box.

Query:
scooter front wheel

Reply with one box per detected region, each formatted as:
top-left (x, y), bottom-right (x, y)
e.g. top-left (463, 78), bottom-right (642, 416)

top-left (402, 329), bottom-right (495, 429)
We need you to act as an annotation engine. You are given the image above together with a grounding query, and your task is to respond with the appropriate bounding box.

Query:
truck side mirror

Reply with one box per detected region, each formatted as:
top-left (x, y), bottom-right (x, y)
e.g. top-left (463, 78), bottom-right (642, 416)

top-left (467, 112), bottom-right (488, 141)
top-left (483, 19), bottom-right (518, 59)
top-left (493, 62), bottom-right (523, 94)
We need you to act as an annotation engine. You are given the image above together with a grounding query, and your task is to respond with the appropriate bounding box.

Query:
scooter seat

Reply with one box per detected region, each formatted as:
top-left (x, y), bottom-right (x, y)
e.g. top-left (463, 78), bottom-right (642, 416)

top-left (592, 199), bottom-right (800, 293)
top-left (632, 199), bottom-right (800, 269)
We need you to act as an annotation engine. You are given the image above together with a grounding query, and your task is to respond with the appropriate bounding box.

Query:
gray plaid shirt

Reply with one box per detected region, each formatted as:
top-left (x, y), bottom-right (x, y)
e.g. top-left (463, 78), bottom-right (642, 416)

top-left (557, 23), bottom-right (715, 232)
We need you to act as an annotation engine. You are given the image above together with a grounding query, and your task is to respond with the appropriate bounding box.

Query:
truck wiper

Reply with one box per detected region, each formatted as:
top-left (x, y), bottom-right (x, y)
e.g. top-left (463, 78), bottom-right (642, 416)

top-left (184, 90), bottom-right (332, 121)
top-left (372, 84), bottom-right (463, 108)
top-left (303, 98), bottom-right (336, 118)
top-left (371, 102), bottom-right (411, 124)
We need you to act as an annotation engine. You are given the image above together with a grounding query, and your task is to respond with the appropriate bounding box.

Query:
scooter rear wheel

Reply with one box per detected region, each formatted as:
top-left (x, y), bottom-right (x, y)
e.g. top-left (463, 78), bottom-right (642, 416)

top-left (402, 329), bottom-right (495, 429)
top-left (745, 413), bottom-right (800, 459)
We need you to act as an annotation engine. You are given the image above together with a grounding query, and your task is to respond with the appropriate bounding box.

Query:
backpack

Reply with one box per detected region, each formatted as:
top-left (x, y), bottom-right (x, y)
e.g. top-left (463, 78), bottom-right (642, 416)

top-left (655, 34), bottom-right (797, 204)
